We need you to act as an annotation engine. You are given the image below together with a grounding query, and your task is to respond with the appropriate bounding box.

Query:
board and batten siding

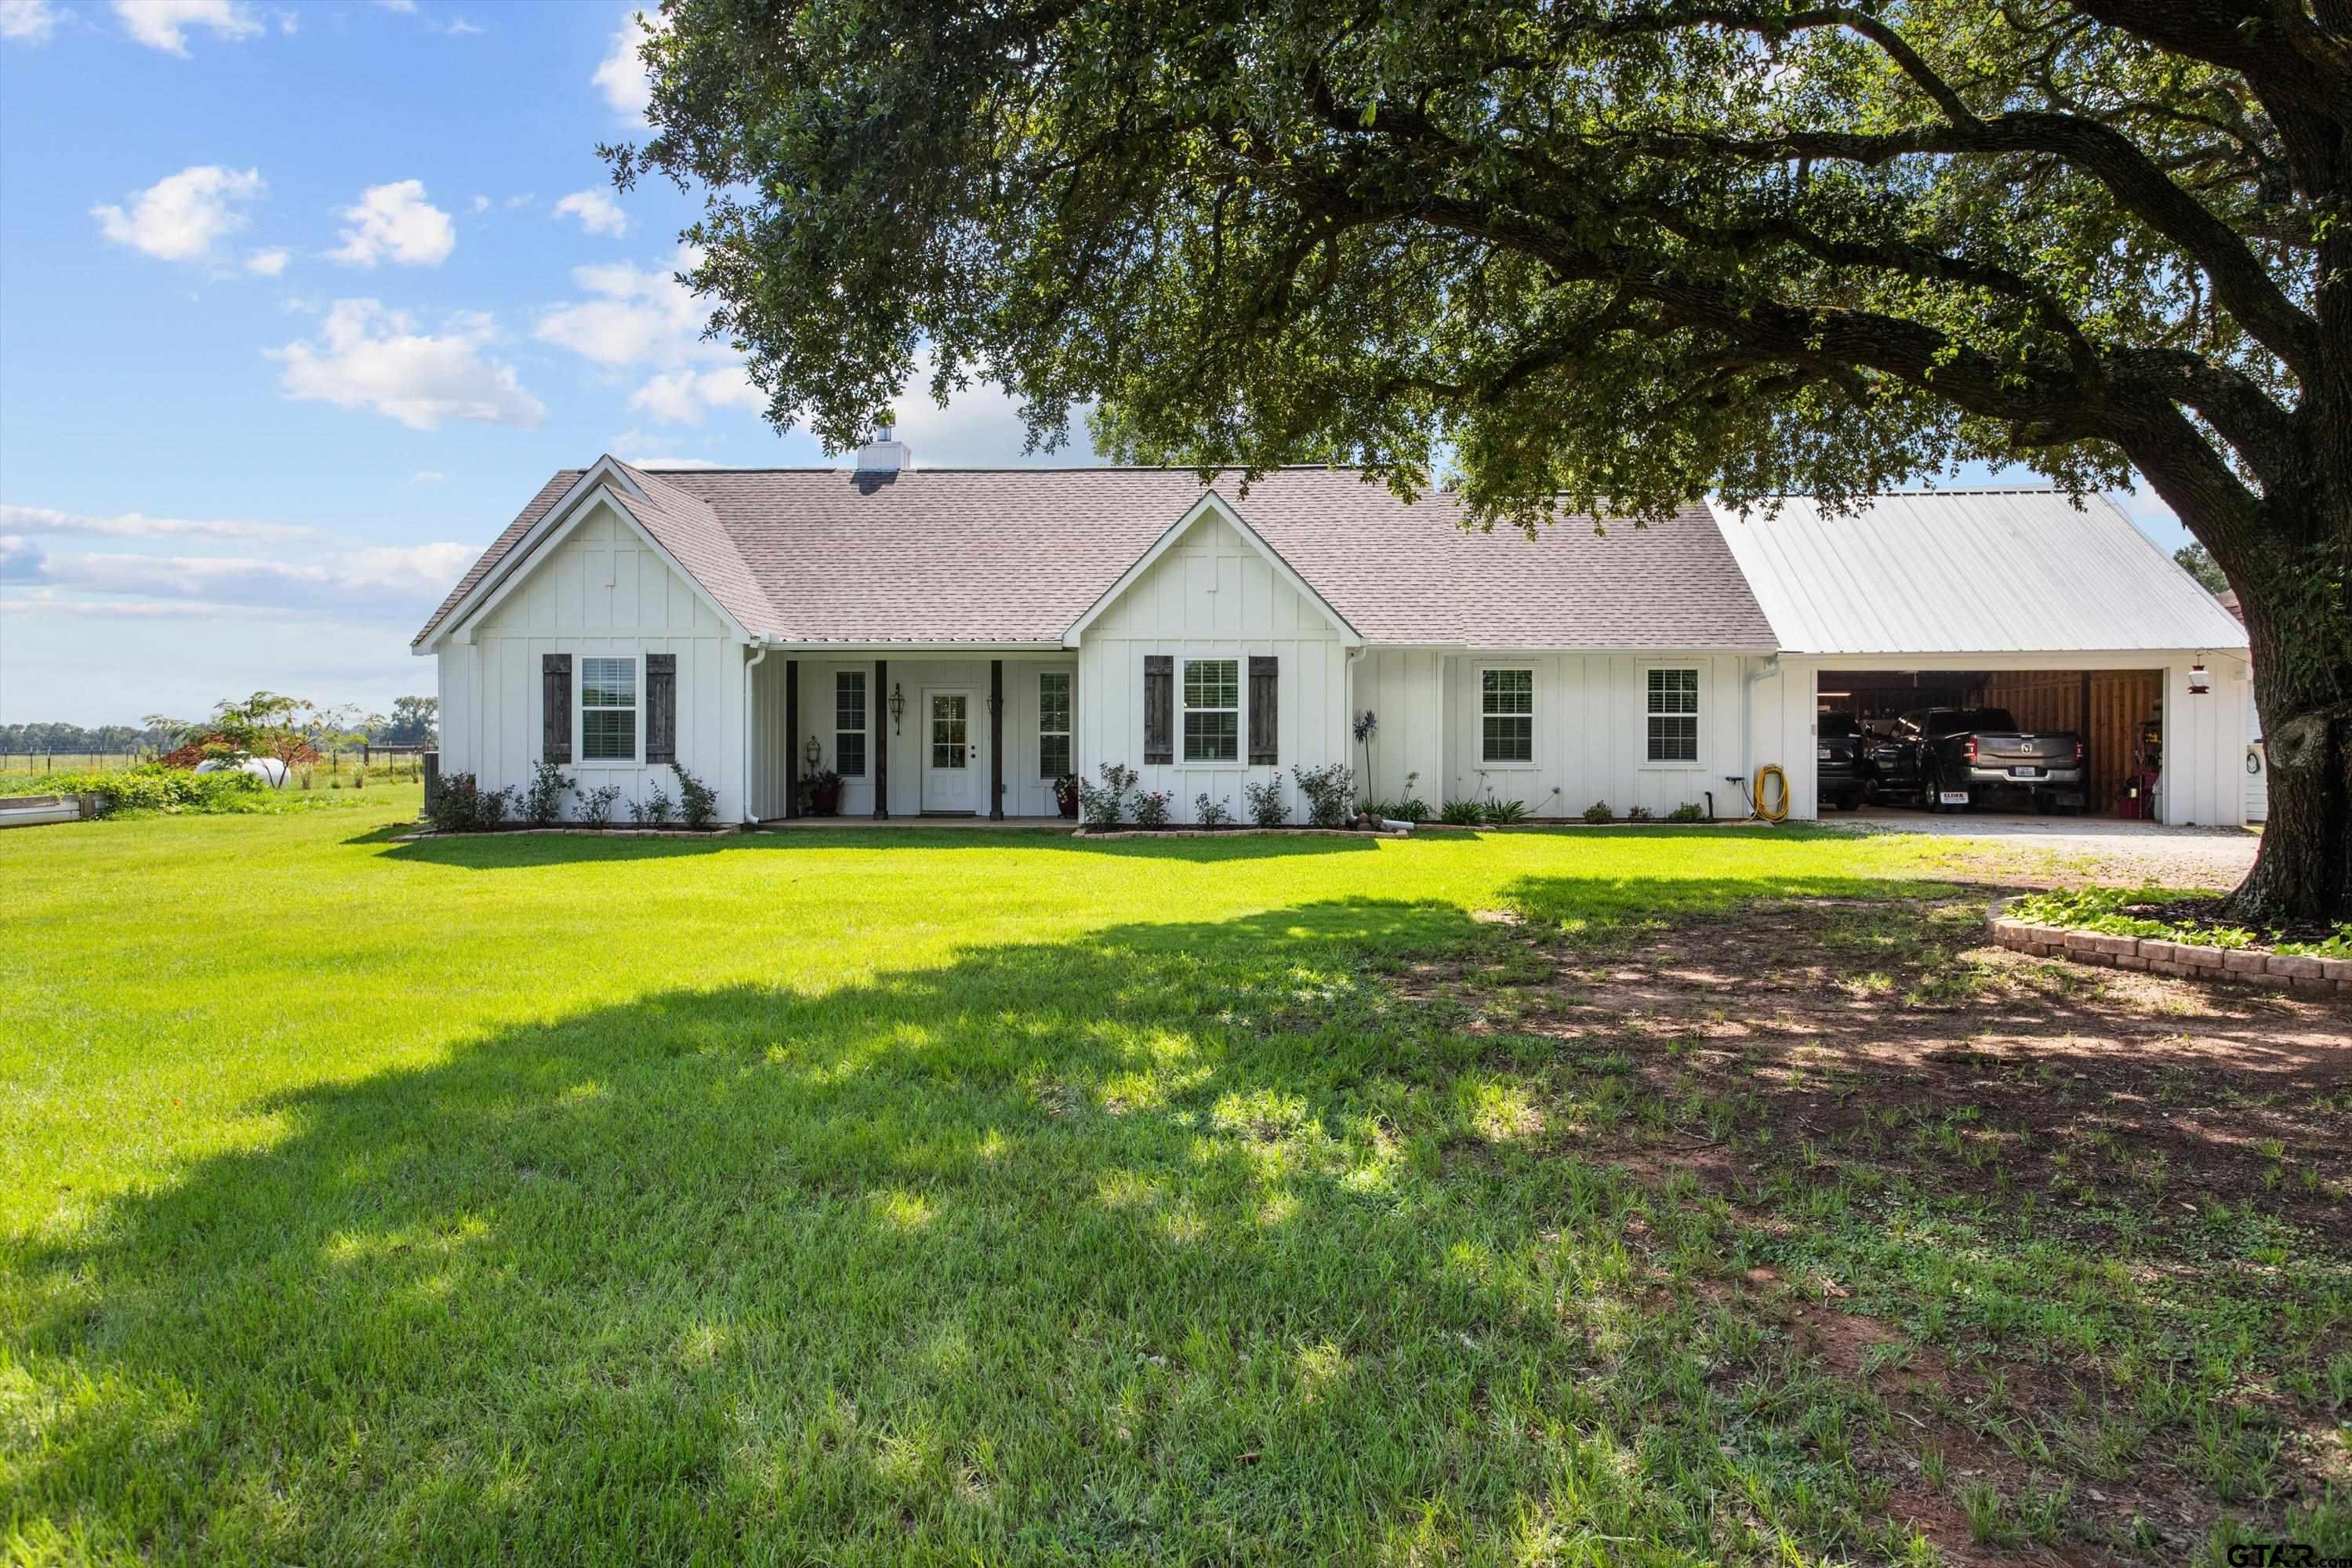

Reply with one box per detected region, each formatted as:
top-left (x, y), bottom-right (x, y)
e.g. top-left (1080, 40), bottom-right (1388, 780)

top-left (1073, 514), bottom-right (1348, 822)
top-left (1442, 652), bottom-right (1748, 819)
top-left (445, 496), bottom-right (746, 821)
top-left (1349, 648), bottom-right (1446, 810)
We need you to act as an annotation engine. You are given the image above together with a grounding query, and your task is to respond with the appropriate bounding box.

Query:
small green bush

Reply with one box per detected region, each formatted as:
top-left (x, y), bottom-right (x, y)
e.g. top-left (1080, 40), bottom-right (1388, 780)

top-left (1482, 799), bottom-right (1529, 825)
top-left (36, 765), bottom-right (263, 816)
top-left (1193, 793), bottom-right (1233, 827)
top-left (1439, 798), bottom-right (1484, 826)
top-left (1242, 779), bottom-right (1288, 826)
top-left (629, 782), bottom-right (676, 826)
top-left (1290, 763), bottom-right (1356, 827)
top-left (426, 773), bottom-right (511, 833)
top-left (1666, 802), bottom-right (1705, 823)
top-left (671, 763), bottom-right (720, 829)
top-left (523, 761), bottom-right (574, 825)
top-left (1581, 800), bottom-right (1613, 825)
top-left (1133, 789), bottom-right (1172, 828)
top-left (1080, 762), bottom-right (1136, 828)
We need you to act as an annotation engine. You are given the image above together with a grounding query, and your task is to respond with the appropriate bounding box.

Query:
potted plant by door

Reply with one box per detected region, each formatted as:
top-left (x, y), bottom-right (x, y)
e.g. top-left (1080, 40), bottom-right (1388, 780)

top-left (1054, 773), bottom-right (1081, 819)
top-left (798, 768), bottom-right (844, 817)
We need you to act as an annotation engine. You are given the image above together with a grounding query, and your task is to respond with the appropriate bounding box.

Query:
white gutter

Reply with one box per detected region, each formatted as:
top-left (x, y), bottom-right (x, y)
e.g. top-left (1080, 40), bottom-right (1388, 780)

top-left (742, 642), bottom-right (769, 823)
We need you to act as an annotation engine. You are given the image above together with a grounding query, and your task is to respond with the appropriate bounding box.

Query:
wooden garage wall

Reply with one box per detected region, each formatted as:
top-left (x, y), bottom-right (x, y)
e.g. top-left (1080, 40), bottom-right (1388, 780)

top-left (1980, 670), bottom-right (2162, 815)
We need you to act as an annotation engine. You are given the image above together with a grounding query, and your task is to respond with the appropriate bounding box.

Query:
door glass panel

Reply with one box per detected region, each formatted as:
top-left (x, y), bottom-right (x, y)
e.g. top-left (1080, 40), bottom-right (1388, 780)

top-left (931, 695), bottom-right (968, 768)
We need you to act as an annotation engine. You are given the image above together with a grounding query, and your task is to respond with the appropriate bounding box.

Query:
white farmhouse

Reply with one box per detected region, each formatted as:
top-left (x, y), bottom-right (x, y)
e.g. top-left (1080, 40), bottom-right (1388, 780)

top-left (413, 440), bottom-right (2252, 828)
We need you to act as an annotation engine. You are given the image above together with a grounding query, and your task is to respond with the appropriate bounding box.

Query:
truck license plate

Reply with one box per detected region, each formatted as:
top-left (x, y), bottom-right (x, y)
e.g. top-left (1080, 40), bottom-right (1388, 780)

top-left (2013, 767), bottom-right (2043, 779)
top-left (1939, 790), bottom-right (1970, 805)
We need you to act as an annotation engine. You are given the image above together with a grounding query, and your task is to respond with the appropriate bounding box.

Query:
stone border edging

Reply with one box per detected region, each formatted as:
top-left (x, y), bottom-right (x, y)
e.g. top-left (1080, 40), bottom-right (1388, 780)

top-left (1989, 901), bottom-right (2350, 997)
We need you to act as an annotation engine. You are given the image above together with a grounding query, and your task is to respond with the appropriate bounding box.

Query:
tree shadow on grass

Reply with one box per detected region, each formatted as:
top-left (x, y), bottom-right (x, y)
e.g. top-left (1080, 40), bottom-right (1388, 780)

top-left (13, 887), bottom-right (2332, 1563)
top-left (361, 825), bottom-right (1392, 866)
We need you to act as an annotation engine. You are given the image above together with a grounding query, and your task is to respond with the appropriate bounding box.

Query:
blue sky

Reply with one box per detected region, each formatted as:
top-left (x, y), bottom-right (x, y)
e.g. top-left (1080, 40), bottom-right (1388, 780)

top-left (0, 0), bottom-right (2194, 727)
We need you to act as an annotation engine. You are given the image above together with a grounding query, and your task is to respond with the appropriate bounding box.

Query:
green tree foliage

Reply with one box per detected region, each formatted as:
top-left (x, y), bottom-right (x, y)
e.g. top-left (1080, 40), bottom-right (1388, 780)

top-left (377, 695), bottom-right (438, 747)
top-left (2175, 542), bottom-right (2231, 595)
top-left (612, 0), bottom-right (2350, 916)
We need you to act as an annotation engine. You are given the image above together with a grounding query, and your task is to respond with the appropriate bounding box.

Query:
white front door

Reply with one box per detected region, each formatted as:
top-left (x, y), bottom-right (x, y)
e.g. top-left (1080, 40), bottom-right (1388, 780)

top-left (920, 688), bottom-right (977, 812)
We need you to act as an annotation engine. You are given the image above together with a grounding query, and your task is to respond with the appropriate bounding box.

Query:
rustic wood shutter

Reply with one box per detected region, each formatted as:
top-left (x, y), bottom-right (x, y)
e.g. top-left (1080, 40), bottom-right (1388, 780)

top-left (542, 654), bottom-right (572, 764)
top-left (1142, 655), bottom-right (1174, 765)
top-left (1248, 655), bottom-right (1279, 765)
top-left (644, 653), bottom-right (677, 764)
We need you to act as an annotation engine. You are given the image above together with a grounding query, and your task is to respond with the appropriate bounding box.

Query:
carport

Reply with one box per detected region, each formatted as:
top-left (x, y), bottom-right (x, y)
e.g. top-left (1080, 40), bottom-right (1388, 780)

top-left (1712, 491), bottom-right (2253, 826)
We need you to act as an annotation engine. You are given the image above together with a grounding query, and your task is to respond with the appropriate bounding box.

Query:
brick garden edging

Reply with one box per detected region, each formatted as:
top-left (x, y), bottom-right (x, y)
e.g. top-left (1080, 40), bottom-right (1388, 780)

top-left (1988, 903), bottom-right (2352, 997)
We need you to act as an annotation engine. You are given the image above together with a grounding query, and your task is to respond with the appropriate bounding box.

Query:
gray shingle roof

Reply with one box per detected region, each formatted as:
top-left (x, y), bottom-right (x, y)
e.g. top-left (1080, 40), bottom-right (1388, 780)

top-left (412, 465), bottom-right (1776, 650)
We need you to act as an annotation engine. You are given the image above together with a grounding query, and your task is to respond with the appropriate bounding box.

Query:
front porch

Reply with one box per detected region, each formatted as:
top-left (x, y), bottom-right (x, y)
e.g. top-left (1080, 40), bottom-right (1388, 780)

top-left (748, 650), bottom-right (1076, 822)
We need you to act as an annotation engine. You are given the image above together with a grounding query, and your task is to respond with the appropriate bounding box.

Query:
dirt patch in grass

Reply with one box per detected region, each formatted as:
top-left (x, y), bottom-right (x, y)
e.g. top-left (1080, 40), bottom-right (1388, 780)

top-left (1519, 896), bottom-right (2352, 1245)
top-left (1417, 892), bottom-right (2352, 1559)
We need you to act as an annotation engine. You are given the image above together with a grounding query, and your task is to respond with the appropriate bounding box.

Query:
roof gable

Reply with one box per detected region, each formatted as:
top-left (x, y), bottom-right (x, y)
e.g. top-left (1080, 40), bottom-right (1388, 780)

top-left (1061, 491), bottom-right (1362, 648)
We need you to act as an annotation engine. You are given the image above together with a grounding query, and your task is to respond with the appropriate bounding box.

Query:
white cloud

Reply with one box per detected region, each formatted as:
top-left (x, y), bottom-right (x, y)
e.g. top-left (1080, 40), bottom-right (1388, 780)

top-left (113, 0), bottom-right (260, 53)
top-left (554, 188), bottom-right (628, 238)
top-left (0, 503), bottom-right (316, 543)
top-left (270, 299), bottom-right (546, 430)
top-left (536, 249), bottom-right (764, 424)
top-left (91, 165), bottom-right (264, 263)
top-left (0, 0), bottom-right (61, 43)
top-left (245, 246), bottom-right (289, 277)
top-left (410, 470), bottom-right (448, 483)
top-left (374, 0), bottom-right (413, 9)
top-left (619, 456), bottom-right (720, 470)
top-left (328, 180), bottom-right (456, 267)
top-left (12, 541), bottom-right (480, 618)
top-left (440, 16), bottom-right (479, 34)
top-left (470, 194), bottom-right (491, 213)
top-left (593, 9), bottom-right (659, 119)
top-left (628, 366), bottom-right (761, 423)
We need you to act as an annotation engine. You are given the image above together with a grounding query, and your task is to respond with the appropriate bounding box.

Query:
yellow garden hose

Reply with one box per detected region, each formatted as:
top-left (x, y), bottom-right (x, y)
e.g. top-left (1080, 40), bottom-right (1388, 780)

top-left (1752, 764), bottom-right (1790, 823)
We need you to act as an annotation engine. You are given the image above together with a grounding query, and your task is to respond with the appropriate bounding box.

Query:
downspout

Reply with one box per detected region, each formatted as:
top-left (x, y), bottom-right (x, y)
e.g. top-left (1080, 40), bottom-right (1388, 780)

top-left (742, 641), bottom-right (769, 824)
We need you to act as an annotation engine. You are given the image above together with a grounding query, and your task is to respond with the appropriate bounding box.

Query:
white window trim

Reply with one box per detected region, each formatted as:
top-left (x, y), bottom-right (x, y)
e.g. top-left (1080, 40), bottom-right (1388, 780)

top-left (834, 668), bottom-right (869, 778)
top-left (1640, 663), bottom-right (1703, 768)
top-left (1477, 664), bottom-right (1537, 768)
top-left (1181, 655), bottom-right (1242, 764)
top-left (1038, 670), bottom-right (1073, 779)
top-left (577, 652), bottom-right (641, 768)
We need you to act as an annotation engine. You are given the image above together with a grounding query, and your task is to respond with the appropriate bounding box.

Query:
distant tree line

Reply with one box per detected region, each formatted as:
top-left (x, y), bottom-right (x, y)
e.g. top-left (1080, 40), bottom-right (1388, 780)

top-left (2, 697), bottom-right (436, 757)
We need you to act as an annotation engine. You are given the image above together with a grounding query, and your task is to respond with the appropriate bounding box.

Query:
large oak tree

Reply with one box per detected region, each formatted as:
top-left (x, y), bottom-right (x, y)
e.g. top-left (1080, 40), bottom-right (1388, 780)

top-left (612, 0), bottom-right (2351, 919)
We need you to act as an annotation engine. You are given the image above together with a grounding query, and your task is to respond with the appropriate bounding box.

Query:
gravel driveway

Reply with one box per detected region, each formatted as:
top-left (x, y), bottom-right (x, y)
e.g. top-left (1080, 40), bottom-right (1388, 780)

top-left (1842, 809), bottom-right (2261, 890)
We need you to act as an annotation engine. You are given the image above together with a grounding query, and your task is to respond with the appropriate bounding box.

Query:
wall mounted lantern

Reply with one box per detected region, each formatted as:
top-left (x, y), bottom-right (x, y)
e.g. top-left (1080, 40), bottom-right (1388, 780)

top-left (888, 682), bottom-right (907, 734)
top-left (803, 735), bottom-right (822, 771)
top-left (2188, 662), bottom-right (2211, 695)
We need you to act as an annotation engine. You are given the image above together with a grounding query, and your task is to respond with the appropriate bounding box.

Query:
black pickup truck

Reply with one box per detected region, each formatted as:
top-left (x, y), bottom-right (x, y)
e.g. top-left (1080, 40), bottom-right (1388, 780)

top-left (1900, 707), bottom-right (2085, 814)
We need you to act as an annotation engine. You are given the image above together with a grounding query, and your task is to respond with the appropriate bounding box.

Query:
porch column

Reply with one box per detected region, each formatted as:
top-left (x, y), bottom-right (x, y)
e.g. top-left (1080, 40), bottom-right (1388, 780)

top-left (989, 659), bottom-right (1005, 820)
top-left (873, 657), bottom-right (889, 819)
top-left (783, 659), bottom-right (800, 818)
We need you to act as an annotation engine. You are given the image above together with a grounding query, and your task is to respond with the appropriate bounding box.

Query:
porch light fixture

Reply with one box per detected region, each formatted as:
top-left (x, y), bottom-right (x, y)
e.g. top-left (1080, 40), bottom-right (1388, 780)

top-left (803, 735), bottom-right (822, 771)
top-left (2189, 662), bottom-right (2211, 695)
top-left (888, 682), bottom-right (906, 734)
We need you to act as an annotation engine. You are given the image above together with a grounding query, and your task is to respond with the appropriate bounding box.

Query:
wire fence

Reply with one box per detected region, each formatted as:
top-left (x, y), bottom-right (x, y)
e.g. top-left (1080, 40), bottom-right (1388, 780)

top-left (1, 747), bottom-right (433, 779)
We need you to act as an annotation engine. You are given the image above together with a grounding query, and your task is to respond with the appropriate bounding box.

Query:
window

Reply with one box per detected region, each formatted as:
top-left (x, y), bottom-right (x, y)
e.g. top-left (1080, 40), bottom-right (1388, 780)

top-left (1038, 672), bottom-right (1071, 779)
top-left (1646, 667), bottom-right (1700, 763)
top-left (1182, 658), bottom-right (1239, 762)
top-left (581, 656), bottom-right (637, 761)
top-left (835, 670), bottom-right (867, 776)
top-left (1481, 668), bottom-right (1534, 762)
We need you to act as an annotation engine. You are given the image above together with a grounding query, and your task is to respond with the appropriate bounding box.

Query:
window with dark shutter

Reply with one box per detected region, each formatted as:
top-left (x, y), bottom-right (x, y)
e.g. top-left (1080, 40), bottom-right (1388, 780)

top-left (1247, 655), bottom-right (1278, 765)
top-left (1142, 655), bottom-right (1173, 765)
top-left (542, 654), bottom-right (572, 764)
top-left (644, 653), bottom-right (677, 764)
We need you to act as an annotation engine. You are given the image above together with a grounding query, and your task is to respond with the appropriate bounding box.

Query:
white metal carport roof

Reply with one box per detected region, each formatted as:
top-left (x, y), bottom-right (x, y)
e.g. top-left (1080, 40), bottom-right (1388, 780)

top-left (1708, 490), bottom-right (2250, 657)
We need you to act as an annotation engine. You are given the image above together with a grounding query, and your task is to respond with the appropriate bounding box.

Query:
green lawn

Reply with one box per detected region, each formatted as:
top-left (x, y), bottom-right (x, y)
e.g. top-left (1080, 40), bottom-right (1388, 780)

top-left (2, 792), bottom-right (2342, 1563)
